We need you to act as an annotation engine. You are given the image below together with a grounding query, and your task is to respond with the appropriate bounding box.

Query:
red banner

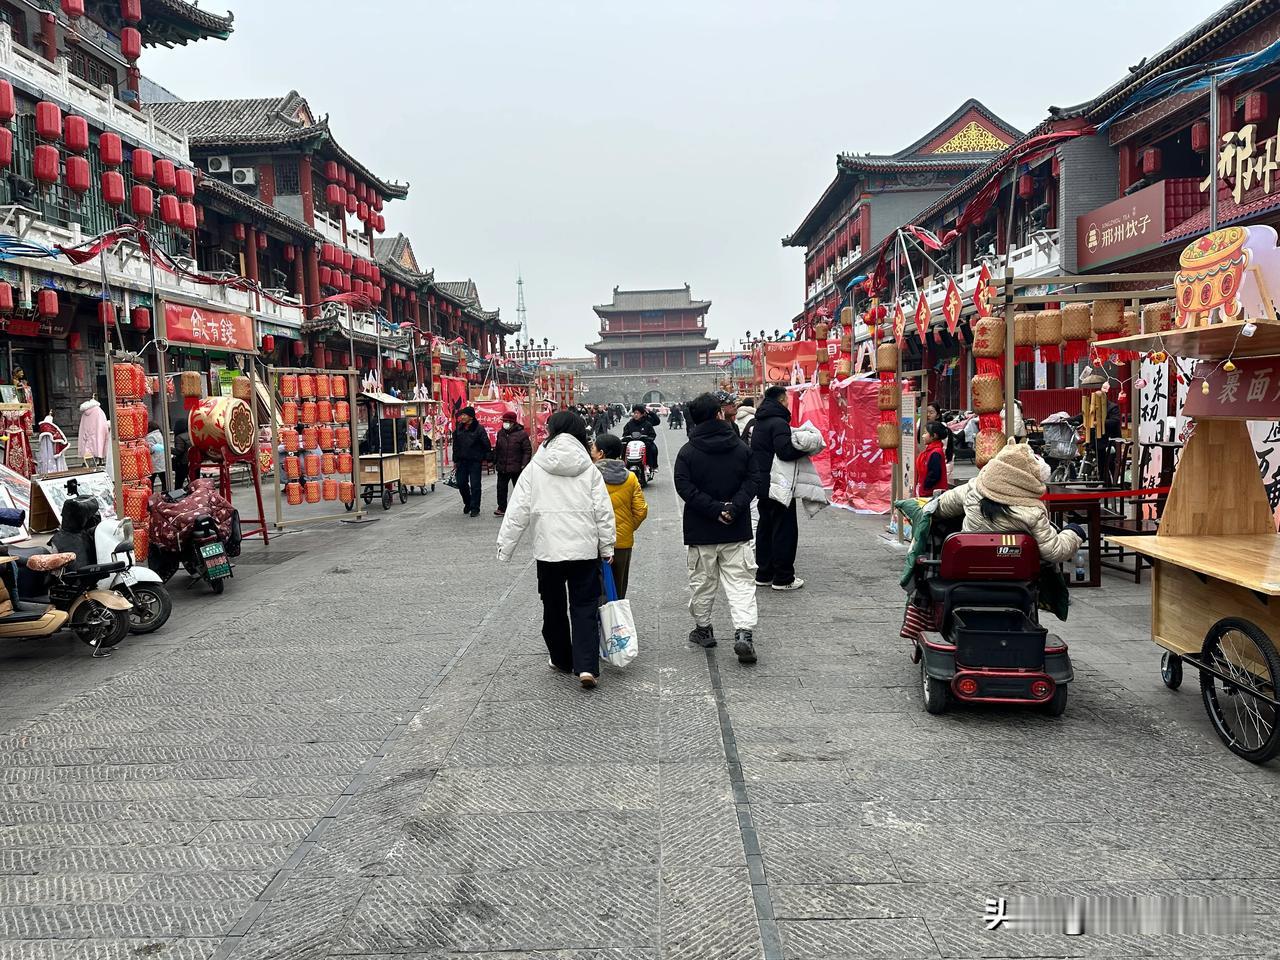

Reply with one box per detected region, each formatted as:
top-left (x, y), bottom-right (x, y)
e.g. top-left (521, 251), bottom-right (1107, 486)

top-left (762, 341), bottom-right (817, 384)
top-left (829, 379), bottom-right (892, 513)
top-left (794, 385), bottom-right (833, 489)
top-left (164, 302), bottom-right (255, 352)
top-left (473, 400), bottom-right (523, 447)
top-left (439, 376), bottom-right (469, 424)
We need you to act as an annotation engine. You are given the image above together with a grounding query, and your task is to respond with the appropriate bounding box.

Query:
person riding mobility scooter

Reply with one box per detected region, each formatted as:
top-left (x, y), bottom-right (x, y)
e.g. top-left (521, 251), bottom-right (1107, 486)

top-left (897, 443), bottom-right (1082, 716)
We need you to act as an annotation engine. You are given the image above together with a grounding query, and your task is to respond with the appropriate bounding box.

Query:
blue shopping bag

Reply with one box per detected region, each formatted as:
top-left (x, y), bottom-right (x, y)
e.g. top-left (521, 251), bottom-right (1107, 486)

top-left (598, 560), bottom-right (638, 668)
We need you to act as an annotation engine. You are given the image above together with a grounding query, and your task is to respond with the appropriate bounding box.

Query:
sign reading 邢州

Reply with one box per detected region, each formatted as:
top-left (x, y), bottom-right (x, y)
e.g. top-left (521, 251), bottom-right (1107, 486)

top-left (1077, 182), bottom-right (1165, 270)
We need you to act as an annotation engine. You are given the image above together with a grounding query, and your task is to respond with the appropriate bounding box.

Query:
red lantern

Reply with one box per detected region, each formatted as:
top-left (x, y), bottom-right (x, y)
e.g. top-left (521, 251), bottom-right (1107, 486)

top-left (0, 283), bottom-right (12, 312)
top-left (357, 201), bottom-right (369, 221)
top-left (35, 102), bottom-right (61, 141)
top-left (159, 194), bottom-right (181, 226)
top-left (345, 171), bottom-right (356, 191)
top-left (1141, 147), bottom-right (1161, 176)
top-left (1192, 119), bottom-right (1211, 153)
top-left (345, 192), bottom-right (358, 214)
top-left (179, 201), bottom-right (197, 232)
top-left (100, 170), bottom-right (125, 206)
top-left (283, 244), bottom-right (296, 262)
top-left (131, 306), bottom-right (150, 332)
top-left (37, 289), bottom-right (59, 319)
top-left (120, 27), bottom-right (142, 61)
top-left (342, 250), bottom-right (353, 271)
top-left (374, 195), bottom-right (384, 212)
top-left (132, 148), bottom-right (154, 181)
top-left (0, 128), bottom-right (12, 169)
top-left (232, 222), bottom-right (246, 243)
top-left (175, 167), bottom-right (195, 199)
top-left (326, 184), bottom-right (345, 209)
top-left (356, 182), bottom-right (368, 202)
top-left (1246, 90), bottom-right (1269, 124)
top-left (130, 184), bottom-right (153, 218)
top-left (324, 160), bottom-right (339, 182)
top-left (154, 159), bottom-right (176, 191)
top-left (99, 132), bottom-right (123, 166)
top-left (257, 231), bottom-right (268, 250)
top-left (121, 0), bottom-right (142, 22)
top-left (376, 214), bottom-right (386, 233)
top-left (33, 145), bottom-right (59, 185)
top-left (319, 266), bottom-right (333, 288)
top-left (67, 331), bottom-right (81, 351)
top-left (292, 340), bottom-right (306, 359)
top-left (0, 80), bottom-right (14, 124)
top-left (1017, 172), bottom-right (1033, 200)
top-left (62, 0), bottom-right (85, 18)
top-left (65, 156), bottom-right (90, 194)
top-left (97, 300), bottom-right (115, 327)
top-left (261, 334), bottom-right (275, 352)
top-left (372, 266), bottom-right (382, 285)
top-left (64, 116), bottom-right (89, 153)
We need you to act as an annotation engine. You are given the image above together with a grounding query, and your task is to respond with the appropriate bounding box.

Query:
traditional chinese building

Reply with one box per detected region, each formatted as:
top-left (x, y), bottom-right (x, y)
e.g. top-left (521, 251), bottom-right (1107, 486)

top-left (585, 285), bottom-right (718, 371)
top-left (783, 100), bottom-right (1022, 330)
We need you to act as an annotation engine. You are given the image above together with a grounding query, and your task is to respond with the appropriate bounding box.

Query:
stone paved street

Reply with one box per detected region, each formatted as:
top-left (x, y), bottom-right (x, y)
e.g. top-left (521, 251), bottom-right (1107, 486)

top-left (2, 427), bottom-right (1279, 960)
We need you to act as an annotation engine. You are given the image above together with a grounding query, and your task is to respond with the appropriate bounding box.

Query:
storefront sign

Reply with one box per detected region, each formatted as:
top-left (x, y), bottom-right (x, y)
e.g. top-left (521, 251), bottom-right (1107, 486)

top-left (164, 303), bottom-right (255, 352)
top-left (762, 341), bottom-right (817, 384)
top-left (1185, 358), bottom-right (1280, 420)
top-left (1204, 122), bottom-right (1280, 204)
top-left (1077, 182), bottom-right (1165, 270)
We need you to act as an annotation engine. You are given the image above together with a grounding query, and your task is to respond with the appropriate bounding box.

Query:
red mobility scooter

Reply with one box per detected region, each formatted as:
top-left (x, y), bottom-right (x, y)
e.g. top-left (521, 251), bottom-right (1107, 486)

top-left (906, 523), bottom-right (1073, 716)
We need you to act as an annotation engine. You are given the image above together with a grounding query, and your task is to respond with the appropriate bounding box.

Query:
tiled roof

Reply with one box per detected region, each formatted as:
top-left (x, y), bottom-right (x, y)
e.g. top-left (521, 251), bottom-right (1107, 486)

top-left (593, 285), bottom-right (711, 313)
top-left (149, 93), bottom-right (410, 199)
top-left (196, 176), bottom-right (322, 243)
top-left (92, 0), bottom-right (233, 46)
top-left (891, 99), bottom-right (1023, 159)
top-left (838, 154), bottom-right (994, 173)
top-left (432, 280), bottom-right (504, 327)
top-left (586, 334), bottom-right (720, 353)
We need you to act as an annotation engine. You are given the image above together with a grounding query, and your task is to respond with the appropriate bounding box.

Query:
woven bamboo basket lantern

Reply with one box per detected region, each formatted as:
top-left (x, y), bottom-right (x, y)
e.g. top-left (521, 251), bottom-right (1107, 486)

top-left (877, 381), bottom-right (901, 411)
top-left (971, 373), bottom-right (1004, 414)
top-left (178, 371), bottom-right (203, 398)
top-left (972, 317), bottom-right (1006, 358)
top-left (876, 342), bottom-right (899, 372)
top-left (1121, 310), bottom-right (1138, 337)
top-left (814, 320), bottom-right (830, 340)
top-left (836, 357), bottom-right (852, 377)
top-left (1035, 309), bottom-right (1062, 360)
top-left (817, 368), bottom-right (831, 386)
top-left (1014, 313), bottom-right (1037, 347)
top-left (877, 421), bottom-right (900, 450)
top-left (1091, 299), bottom-right (1123, 335)
top-left (231, 377), bottom-right (252, 402)
top-left (1141, 300), bottom-right (1175, 333)
top-left (840, 331), bottom-right (852, 353)
top-left (975, 428), bottom-right (1007, 467)
top-left (840, 306), bottom-right (854, 326)
top-left (1061, 303), bottom-right (1091, 340)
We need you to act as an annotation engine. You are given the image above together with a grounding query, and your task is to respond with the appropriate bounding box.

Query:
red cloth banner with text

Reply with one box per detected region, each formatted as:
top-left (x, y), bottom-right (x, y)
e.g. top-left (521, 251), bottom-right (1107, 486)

top-left (164, 303), bottom-right (255, 352)
top-left (793, 385), bottom-right (833, 489)
top-left (829, 379), bottom-right (892, 513)
top-left (473, 400), bottom-right (522, 448)
top-left (762, 341), bottom-right (817, 384)
top-left (439, 376), bottom-right (470, 424)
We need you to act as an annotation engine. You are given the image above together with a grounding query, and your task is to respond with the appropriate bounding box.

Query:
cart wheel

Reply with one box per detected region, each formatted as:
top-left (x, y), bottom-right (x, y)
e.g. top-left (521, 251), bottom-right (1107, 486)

top-left (1161, 651), bottom-right (1183, 690)
top-left (1042, 684), bottom-right (1069, 717)
top-left (362, 490), bottom-right (373, 505)
top-left (399, 485), bottom-right (408, 504)
top-left (382, 488), bottom-right (392, 510)
top-left (430, 484), bottom-right (436, 492)
top-left (1199, 617), bottom-right (1280, 764)
top-left (921, 661), bottom-right (949, 715)
top-left (344, 501), bottom-right (354, 512)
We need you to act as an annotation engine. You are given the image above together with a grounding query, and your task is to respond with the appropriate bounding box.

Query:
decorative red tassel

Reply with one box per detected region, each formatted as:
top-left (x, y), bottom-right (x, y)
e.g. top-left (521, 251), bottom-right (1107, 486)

top-left (977, 413), bottom-right (1003, 431)
top-left (1063, 340), bottom-right (1089, 364)
top-left (976, 357), bottom-right (1002, 376)
top-left (1015, 346), bottom-right (1035, 364)
top-left (1039, 344), bottom-right (1061, 363)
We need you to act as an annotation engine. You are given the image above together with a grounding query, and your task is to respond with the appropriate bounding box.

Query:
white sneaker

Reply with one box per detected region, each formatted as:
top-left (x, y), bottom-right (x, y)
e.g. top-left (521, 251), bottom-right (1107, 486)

top-left (771, 578), bottom-right (805, 592)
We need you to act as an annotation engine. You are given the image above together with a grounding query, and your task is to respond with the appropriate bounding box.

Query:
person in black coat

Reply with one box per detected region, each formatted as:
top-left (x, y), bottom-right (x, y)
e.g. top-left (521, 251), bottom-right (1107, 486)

top-left (750, 385), bottom-right (808, 590)
top-left (674, 393), bottom-right (760, 664)
top-left (452, 406), bottom-right (492, 517)
top-left (621, 404), bottom-right (659, 473)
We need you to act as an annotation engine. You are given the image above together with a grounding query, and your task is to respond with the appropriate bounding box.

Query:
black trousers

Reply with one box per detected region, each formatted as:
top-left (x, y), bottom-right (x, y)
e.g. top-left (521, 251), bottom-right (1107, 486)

top-left (756, 497), bottom-right (798, 586)
top-left (497, 471), bottom-right (521, 512)
top-left (537, 559), bottom-right (600, 676)
top-left (457, 460), bottom-right (483, 512)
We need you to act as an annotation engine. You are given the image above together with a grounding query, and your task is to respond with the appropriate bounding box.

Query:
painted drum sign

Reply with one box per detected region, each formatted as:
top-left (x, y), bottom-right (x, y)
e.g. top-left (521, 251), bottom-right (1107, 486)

top-left (188, 396), bottom-right (255, 461)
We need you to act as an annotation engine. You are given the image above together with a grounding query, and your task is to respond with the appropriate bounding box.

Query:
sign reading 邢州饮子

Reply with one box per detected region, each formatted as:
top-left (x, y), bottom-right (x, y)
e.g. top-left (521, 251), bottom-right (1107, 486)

top-left (1076, 182), bottom-right (1165, 270)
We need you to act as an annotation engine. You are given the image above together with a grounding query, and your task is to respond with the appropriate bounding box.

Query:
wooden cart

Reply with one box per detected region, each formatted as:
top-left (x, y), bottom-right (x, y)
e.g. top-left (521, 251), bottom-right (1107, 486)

top-left (399, 449), bottom-right (437, 494)
top-left (356, 392), bottom-right (407, 511)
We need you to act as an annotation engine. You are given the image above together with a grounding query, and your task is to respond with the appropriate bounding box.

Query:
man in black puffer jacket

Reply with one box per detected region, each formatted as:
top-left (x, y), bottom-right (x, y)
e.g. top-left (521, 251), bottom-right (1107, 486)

top-left (750, 385), bottom-right (807, 591)
top-left (674, 393), bottom-right (759, 665)
top-left (452, 406), bottom-right (492, 517)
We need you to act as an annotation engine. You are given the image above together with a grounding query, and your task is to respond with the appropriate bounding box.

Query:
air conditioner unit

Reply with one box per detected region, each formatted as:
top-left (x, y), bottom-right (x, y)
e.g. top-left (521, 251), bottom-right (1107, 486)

top-left (231, 167), bottom-right (257, 186)
top-left (205, 156), bottom-right (232, 174)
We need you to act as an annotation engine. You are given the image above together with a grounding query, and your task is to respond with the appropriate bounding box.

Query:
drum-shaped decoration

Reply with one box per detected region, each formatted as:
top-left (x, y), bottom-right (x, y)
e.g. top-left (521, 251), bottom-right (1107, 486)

top-left (1142, 300), bottom-right (1175, 333)
top-left (339, 481), bottom-right (355, 503)
top-left (179, 370), bottom-right (203, 398)
top-left (840, 306), bottom-right (854, 326)
top-left (318, 425), bottom-right (334, 450)
top-left (280, 373), bottom-right (299, 398)
top-left (133, 525), bottom-right (149, 563)
top-left (975, 428), bottom-right (1007, 467)
top-left (284, 455), bottom-right (300, 480)
top-left (331, 374), bottom-right (348, 398)
top-left (304, 453), bottom-right (321, 476)
top-left (817, 368), bottom-right (831, 387)
top-left (876, 342), bottom-right (899, 373)
top-left (301, 401), bottom-right (318, 425)
top-left (305, 481), bottom-right (321, 504)
top-left (116, 403), bottom-right (143, 440)
top-left (1091, 299), bottom-right (1123, 335)
top-left (336, 426), bottom-right (351, 450)
top-left (316, 399), bottom-right (332, 423)
top-left (281, 401), bottom-right (298, 426)
top-left (314, 373), bottom-right (331, 400)
top-left (123, 484), bottom-right (150, 523)
top-left (188, 396), bottom-right (255, 462)
top-left (840, 332), bottom-right (852, 353)
top-left (876, 421), bottom-right (900, 450)
top-left (971, 373), bottom-right (1004, 414)
top-left (302, 426), bottom-right (320, 450)
top-left (298, 373), bottom-right (315, 399)
top-left (323, 479), bottom-right (338, 502)
top-left (335, 401), bottom-right (351, 423)
top-left (877, 381), bottom-right (901, 411)
top-left (338, 452), bottom-right (353, 474)
top-left (231, 376), bottom-right (252, 402)
top-left (286, 481), bottom-right (302, 505)
top-left (112, 363), bottom-right (135, 399)
top-left (972, 317), bottom-right (1006, 358)
top-left (282, 428), bottom-right (300, 453)
top-left (321, 453), bottom-right (336, 474)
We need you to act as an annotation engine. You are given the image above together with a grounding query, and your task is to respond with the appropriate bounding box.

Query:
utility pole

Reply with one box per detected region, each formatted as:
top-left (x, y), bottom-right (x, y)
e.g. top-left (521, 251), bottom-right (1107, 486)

top-left (516, 273), bottom-right (528, 341)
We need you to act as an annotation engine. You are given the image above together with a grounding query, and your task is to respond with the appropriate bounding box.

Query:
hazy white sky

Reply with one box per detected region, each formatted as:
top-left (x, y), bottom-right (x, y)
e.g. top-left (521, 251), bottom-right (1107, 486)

top-left (147, 0), bottom-right (1222, 354)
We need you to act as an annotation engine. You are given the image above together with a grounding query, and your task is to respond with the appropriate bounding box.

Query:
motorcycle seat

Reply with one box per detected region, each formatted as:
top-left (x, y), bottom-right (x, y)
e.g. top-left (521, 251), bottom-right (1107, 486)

top-left (74, 562), bottom-right (127, 579)
top-left (24, 553), bottom-right (78, 574)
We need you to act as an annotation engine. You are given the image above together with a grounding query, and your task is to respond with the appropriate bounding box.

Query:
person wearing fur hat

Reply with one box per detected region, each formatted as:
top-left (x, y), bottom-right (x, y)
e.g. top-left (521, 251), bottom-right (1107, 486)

top-left (452, 406), bottom-right (492, 517)
top-left (934, 441), bottom-right (1084, 564)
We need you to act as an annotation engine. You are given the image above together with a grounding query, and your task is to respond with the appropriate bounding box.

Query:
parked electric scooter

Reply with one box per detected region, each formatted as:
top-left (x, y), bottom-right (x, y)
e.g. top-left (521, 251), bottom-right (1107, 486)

top-left (147, 479), bottom-right (240, 595)
top-left (4, 547), bottom-right (132, 655)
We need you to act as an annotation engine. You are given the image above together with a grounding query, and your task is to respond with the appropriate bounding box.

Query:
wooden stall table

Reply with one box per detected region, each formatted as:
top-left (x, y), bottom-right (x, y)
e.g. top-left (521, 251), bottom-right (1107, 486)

top-left (358, 453), bottom-right (402, 510)
top-left (1044, 483), bottom-right (1112, 588)
top-left (399, 449), bottom-right (438, 494)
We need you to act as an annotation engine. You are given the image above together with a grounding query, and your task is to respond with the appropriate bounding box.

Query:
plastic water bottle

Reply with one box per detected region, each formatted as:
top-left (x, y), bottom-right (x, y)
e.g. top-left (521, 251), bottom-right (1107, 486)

top-left (1074, 546), bottom-right (1086, 582)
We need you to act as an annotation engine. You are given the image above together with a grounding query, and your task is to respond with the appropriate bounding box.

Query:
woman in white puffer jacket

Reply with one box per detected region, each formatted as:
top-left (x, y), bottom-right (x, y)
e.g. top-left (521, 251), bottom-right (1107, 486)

top-left (497, 410), bottom-right (616, 688)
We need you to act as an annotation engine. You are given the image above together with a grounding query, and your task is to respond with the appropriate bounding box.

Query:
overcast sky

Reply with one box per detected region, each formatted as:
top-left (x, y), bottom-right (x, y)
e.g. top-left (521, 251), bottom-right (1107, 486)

top-left (147, 0), bottom-right (1222, 355)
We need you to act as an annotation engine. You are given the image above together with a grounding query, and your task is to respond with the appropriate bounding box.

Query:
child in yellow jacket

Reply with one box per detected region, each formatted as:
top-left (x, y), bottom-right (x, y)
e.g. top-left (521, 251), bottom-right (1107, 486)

top-left (591, 433), bottom-right (648, 598)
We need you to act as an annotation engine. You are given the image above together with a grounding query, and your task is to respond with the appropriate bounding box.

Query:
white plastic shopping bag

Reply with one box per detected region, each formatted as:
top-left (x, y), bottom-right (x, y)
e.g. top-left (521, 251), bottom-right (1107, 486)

top-left (598, 560), bottom-right (638, 668)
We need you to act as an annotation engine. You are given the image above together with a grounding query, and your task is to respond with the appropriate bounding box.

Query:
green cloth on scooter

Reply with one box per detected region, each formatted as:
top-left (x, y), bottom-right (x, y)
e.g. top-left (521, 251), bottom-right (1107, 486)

top-left (894, 497), bottom-right (1069, 623)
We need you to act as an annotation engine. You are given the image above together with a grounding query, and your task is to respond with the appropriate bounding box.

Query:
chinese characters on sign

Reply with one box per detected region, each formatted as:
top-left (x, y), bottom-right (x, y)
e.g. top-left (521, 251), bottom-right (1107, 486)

top-left (1183, 358), bottom-right (1280, 419)
top-left (163, 303), bottom-right (255, 353)
top-left (1076, 182), bottom-right (1165, 270)
top-left (1204, 121), bottom-right (1280, 204)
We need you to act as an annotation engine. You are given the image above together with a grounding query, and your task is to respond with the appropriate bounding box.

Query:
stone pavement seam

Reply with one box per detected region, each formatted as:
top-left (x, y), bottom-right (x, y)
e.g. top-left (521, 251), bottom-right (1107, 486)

top-left (705, 646), bottom-right (784, 960)
top-left (206, 551), bottom-right (537, 960)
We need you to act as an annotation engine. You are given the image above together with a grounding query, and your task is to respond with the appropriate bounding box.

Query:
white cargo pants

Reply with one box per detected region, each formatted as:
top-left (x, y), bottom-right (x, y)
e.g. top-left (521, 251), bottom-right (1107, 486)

top-left (687, 542), bottom-right (758, 631)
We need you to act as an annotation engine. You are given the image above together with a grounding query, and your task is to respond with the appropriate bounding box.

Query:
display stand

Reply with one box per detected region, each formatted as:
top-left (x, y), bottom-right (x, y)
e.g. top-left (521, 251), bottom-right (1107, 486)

top-left (357, 391), bottom-right (406, 511)
top-left (398, 400), bottom-right (439, 494)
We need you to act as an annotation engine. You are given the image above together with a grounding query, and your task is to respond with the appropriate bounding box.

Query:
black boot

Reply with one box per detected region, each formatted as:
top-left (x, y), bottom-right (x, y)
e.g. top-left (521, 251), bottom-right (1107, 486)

top-left (689, 624), bottom-right (715, 648)
top-left (734, 629), bottom-right (757, 664)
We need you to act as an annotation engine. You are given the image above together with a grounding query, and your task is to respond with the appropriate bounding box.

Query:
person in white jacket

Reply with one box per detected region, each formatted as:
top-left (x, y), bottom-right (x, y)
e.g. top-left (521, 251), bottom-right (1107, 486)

top-left (497, 410), bottom-right (617, 688)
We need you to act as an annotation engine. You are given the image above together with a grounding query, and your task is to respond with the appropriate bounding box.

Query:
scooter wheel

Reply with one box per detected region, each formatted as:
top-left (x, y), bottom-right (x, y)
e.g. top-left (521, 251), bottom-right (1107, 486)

top-left (71, 599), bottom-right (129, 650)
top-left (210, 578), bottom-right (225, 596)
top-left (921, 660), bottom-right (949, 715)
top-left (126, 583), bottom-right (172, 635)
top-left (1042, 684), bottom-right (1069, 717)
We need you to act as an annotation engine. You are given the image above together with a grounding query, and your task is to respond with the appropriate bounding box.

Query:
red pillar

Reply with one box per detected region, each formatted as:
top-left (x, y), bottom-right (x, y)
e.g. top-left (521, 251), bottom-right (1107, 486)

top-left (293, 249), bottom-right (305, 299)
top-left (243, 226), bottom-right (260, 284)
top-left (299, 154), bottom-right (315, 227)
top-left (304, 244), bottom-right (321, 319)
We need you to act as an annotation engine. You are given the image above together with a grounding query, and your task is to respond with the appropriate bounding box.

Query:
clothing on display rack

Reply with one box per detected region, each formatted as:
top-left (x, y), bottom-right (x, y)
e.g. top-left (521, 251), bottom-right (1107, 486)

top-left (78, 398), bottom-right (111, 463)
top-left (36, 414), bottom-right (69, 475)
top-left (3, 408), bottom-right (33, 477)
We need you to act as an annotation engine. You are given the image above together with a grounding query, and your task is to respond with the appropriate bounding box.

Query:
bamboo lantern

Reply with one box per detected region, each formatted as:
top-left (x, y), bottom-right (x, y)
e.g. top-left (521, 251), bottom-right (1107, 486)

top-left (840, 306), bottom-right (854, 326)
top-left (280, 374), bottom-right (298, 398)
top-left (877, 381), bottom-right (901, 411)
top-left (298, 373), bottom-right (316, 399)
top-left (1035, 309), bottom-right (1062, 361)
top-left (339, 481), bottom-right (355, 503)
top-left (305, 481), bottom-right (321, 504)
top-left (317, 399), bottom-right (332, 423)
top-left (814, 320), bottom-right (830, 340)
top-left (817, 368), bottom-right (831, 386)
top-left (1141, 300), bottom-right (1174, 333)
top-left (1091, 299), bottom-right (1123, 335)
top-left (971, 373), bottom-right (1004, 414)
top-left (286, 482), bottom-right (302, 505)
top-left (231, 377), bottom-right (252, 402)
top-left (1014, 313), bottom-right (1036, 346)
top-left (876, 342), bottom-right (899, 372)
top-left (282, 401), bottom-right (298, 427)
top-left (840, 332), bottom-right (852, 353)
top-left (323, 479), bottom-right (339, 501)
top-left (975, 428), bottom-right (1007, 467)
top-left (1061, 302), bottom-right (1092, 363)
top-left (179, 371), bottom-right (203, 398)
top-left (972, 317), bottom-right (1006, 358)
top-left (1121, 310), bottom-right (1138, 338)
top-left (876, 421), bottom-right (900, 450)
top-left (836, 357), bottom-right (852, 377)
